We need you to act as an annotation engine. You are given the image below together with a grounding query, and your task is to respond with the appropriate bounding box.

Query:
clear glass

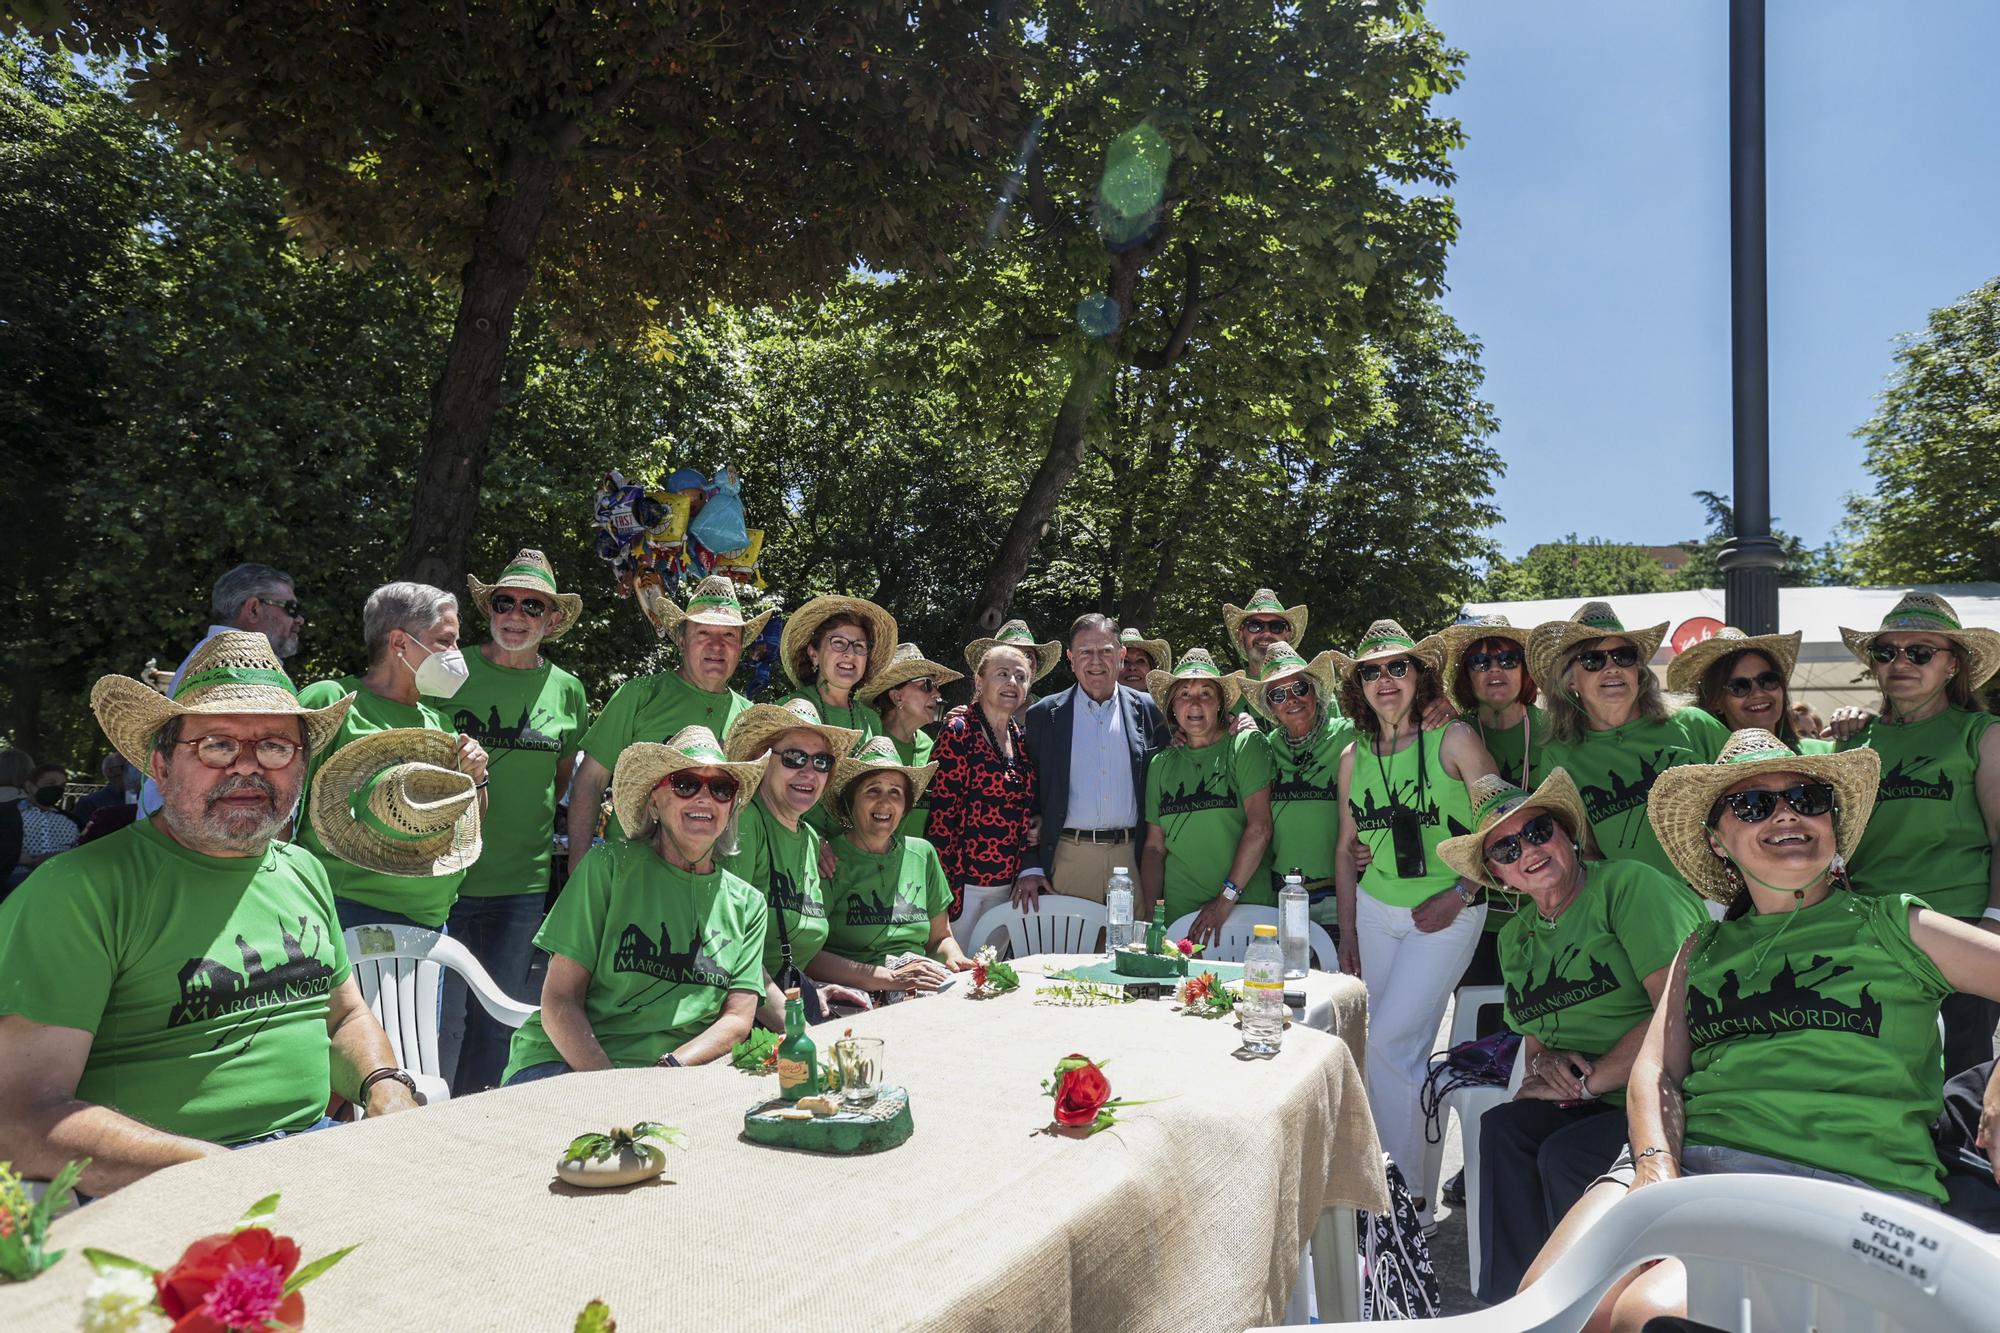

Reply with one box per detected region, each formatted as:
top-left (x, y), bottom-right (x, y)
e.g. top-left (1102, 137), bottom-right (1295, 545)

top-left (834, 1037), bottom-right (884, 1106)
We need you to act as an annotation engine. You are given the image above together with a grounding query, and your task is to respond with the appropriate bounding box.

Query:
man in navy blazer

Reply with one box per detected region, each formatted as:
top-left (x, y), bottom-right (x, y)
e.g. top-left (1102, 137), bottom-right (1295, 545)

top-left (1014, 614), bottom-right (1170, 907)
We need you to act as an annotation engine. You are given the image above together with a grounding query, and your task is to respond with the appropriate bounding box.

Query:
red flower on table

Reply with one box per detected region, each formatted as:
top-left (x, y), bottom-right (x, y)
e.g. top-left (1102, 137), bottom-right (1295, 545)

top-left (1175, 937), bottom-right (1196, 956)
top-left (972, 959), bottom-right (989, 990)
top-left (155, 1228), bottom-right (305, 1332)
top-left (1049, 1054), bottom-right (1113, 1127)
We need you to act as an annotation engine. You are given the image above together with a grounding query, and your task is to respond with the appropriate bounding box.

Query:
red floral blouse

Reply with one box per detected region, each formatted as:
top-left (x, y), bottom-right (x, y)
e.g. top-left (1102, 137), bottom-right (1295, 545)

top-left (927, 705), bottom-right (1038, 914)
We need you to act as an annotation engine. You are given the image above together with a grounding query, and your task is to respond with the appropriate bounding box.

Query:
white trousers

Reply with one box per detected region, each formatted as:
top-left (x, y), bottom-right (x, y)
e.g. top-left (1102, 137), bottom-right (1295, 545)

top-left (951, 884), bottom-right (1014, 951)
top-left (1355, 891), bottom-right (1486, 1196)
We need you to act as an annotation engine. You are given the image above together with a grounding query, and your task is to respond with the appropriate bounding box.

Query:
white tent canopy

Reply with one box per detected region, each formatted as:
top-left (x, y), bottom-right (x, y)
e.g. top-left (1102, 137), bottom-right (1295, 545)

top-left (1456, 583), bottom-right (2000, 715)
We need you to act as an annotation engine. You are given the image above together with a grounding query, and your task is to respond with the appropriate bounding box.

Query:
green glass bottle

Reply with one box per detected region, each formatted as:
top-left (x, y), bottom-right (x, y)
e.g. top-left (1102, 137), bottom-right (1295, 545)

top-left (776, 987), bottom-right (821, 1101)
top-left (1145, 901), bottom-right (1167, 955)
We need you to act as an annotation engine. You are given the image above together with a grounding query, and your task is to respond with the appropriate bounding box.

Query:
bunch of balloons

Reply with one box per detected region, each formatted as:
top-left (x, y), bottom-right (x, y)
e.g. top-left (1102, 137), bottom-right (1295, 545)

top-left (590, 464), bottom-right (766, 634)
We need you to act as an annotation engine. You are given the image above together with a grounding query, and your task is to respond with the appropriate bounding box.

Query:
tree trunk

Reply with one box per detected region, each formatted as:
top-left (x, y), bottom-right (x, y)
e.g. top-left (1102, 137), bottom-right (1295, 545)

top-left (396, 143), bottom-right (565, 588)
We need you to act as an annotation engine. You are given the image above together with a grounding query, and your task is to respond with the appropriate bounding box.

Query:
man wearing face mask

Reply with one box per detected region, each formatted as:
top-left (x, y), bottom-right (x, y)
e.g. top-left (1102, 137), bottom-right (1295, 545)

top-left (296, 582), bottom-right (490, 930)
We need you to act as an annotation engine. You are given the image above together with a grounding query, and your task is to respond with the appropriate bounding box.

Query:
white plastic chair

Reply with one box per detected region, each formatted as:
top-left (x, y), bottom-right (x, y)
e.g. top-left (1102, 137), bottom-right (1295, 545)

top-left (965, 894), bottom-right (1108, 959)
top-left (1165, 904), bottom-right (1338, 969)
top-left (343, 924), bottom-right (537, 1106)
top-left (1287, 1172), bottom-right (2000, 1331)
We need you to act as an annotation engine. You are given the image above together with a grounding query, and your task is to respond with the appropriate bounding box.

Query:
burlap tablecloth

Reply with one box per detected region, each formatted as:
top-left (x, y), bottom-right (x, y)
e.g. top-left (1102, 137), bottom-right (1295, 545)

top-left (1, 981), bottom-right (1384, 1333)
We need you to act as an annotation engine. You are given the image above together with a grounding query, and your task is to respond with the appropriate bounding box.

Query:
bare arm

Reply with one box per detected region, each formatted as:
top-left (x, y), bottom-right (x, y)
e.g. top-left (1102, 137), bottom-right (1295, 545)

top-left (1910, 905), bottom-right (2000, 999)
top-left (1228, 786), bottom-right (1274, 889)
top-left (806, 950), bottom-right (899, 992)
top-left (1138, 823), bottom-right (1167, 917)
top-left (929, 912), bottom-right (973, 970)
top-left (324, 977), bottom-right (419, 1116)
top-left (1522, 965), bottom-right (1674, 1101)
top-left (553, 754), bottom-right (578, 831)
top-left (664, 990), bottom-right (756, 1067)
top-left (1625, 937), bottom-right (1698, 1188)
top-left (1439, 720), bottom-right (1499, 785)
top-left (0, 1015), bottom-right (226, 1195)
top-left (1333, 747), bottom-right (1361, 975)
top-left (565, 754), bottom-right (611, 856)
top-left (537, 953), bottom-right (613, 1073)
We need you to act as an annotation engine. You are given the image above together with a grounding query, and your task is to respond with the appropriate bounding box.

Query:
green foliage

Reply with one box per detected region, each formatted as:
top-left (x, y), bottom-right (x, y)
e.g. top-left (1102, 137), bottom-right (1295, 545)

top-left (1846, 277), bottom-right (2000, 583)
top-left (1480, 536), bottom-right (1673, 603)
top-left (562, 1123), bottom-right (686, 1163)
top-left (574, 1300), bottom-right (617, 1333)
top-left (0, 1157), bottom-right (86, 1281)
top-left (729, 1028), bottom-right (782, 1073)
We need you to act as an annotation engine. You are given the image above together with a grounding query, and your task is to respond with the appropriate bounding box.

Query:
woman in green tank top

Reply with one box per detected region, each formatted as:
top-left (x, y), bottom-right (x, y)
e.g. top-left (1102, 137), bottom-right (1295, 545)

top-left (1665, 626), bottom-right (1833, 754)
top-left (1526, 729), bottom-right (2000, 1330)
top-left (1331, 620), bottom-right (1498, 1219)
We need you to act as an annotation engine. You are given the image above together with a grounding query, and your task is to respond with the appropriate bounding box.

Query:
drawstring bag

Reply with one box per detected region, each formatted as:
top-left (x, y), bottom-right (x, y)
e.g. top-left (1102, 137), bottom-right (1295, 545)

top-left (1360, 1156), bottom-right (1440, 1319)
top-left (1420, 1029), bottom-right (1521, 1144)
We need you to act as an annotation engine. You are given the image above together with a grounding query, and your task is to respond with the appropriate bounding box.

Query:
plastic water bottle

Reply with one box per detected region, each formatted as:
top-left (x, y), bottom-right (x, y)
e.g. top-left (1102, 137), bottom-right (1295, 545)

top-left (1104, 866), bottom-right (1135, 958)
top-left (1241, 924), bottom-right (1285, 1054)
top-left (1279, 871), bottom-right (1310, 980)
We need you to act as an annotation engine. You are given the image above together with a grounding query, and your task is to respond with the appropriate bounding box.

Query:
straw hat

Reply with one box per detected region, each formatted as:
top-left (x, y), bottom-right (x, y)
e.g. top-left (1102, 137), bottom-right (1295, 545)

top-left (609, 725), bottom-right (771, 841)
top-left (856, 641), bottom-right (965, 703)
top-left (307, 728), bottom-right (482, 877)
top-left (1665, 627), bottom-right (1802, 696)
top-left (1646, 729), bottom-right (1881, 902)
top-left (658, 575), bottom-right (775, 646)
top-left (1527, 601), bottom-right (1670, 692)
top-left (1245, 643), bottom-right (1342, 723)
top-left (1146, 647), bottom-right (1244, 718)
top-left (829, 734), bottom-right (938, 816)
top-left (724, 696), bottom-right (863, 764)
top-left (90, 631), bottom-right (354, 771)
top-left (1839, 591), bottom-right (2000, 690)
top-left (778, 595), bottom-right (898, 689)
top-left (466, 548), bottom-right (583, 641)
top-left (1221, 588), bottom-right (1307, 652)
top-left (1118, 626), bottom-right (1172, 673)
top-left (1327, 619), bottom-right (1446, 682)
top-left (964, 619), bottom-right (1061, 682)
top-left (1437, 615), bottom-right (1534, 703)
top-left (1437, 769), bottom-right (1597, 890)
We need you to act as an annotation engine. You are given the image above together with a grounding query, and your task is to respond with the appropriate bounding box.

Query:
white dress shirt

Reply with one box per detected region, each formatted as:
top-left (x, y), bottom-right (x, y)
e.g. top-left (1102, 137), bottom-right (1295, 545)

top-left (1065, 688), bottom-right (1136, 831)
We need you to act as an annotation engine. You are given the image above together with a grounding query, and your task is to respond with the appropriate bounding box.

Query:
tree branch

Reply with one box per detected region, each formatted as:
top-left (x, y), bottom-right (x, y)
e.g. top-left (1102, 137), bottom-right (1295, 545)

top-left (1124, 244), bottom-right (1202, 372)
top-left (1026, 141), bottom-right (1057, 229)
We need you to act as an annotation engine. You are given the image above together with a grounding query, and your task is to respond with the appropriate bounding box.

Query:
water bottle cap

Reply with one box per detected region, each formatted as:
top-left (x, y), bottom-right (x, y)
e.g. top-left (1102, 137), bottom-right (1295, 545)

top-left (1252, 924), bottom-right (1278, 937)
top-left (1284, 874), bottom-right (1303, 885)
top-left (1112, 866), bottom-right (1128, 875)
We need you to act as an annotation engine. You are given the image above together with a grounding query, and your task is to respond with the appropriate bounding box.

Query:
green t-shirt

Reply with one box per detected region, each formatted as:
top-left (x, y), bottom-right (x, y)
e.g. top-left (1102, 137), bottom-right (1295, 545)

top-left (1682, 891), bottom-right (1950, 1203)
top-left (1349, 726), bottom-right (1479, 908)
top-left (0, 820), bottom-right (351, 1145)
top-left (721, 800), bottom-right (828, 978)
top-left (1497, 859), bottom-right (1704, 1107)
top-left (822, 835), bottom-right (952, 968)
top-left (890, 729), bottom-right (936, 841)
top-left (1540, 707), bottom-right (1729, 882)
top-left (296, 677), bottom-right (465, 927)
top-left (1462, 705), bottom-right (1549, 789)
top-left (777, 684), bottom-right (880, 836)
top-left (579, 670), bottom-right (750, 772)
top-left (1266, 712), bottom-right (1357, 923)
top-left (502, 838), bottom-right (766, 1080)
top-left (1144, 731), bottom-right (1277, 922)
top-left (427, 650), bottom-right (588, 899)
top-left (1685, 705), bottom-right (1836, 758)
top-left (1838, 707), bottom-right (1999, 919)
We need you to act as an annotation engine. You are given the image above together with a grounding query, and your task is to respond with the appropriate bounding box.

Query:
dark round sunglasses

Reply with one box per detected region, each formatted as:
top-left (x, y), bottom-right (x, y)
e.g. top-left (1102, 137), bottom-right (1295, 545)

top-left (1264, 679), bottom-right (1314, 704)
top-left (1357, 659), bottom-right (1415, 683)
top-left (1722, 669), bottom-right (1784, 698)
top-left (490, 593), bottom-right (550, 617)
top-left (1575, 646), bottom-right (1640, 672)
top-left (1466, 650), bottom-right (1522, 672)
top-left (1711, 781), bottom-right (1835, 826)
top-left (1240, 617), bottom-right (1292, 636)
top-left (660, 771), bottom-right (740, 803)
top-left (1870, 643), bottom-right (1950, 666)
top-left (1484, 813), bottom-right (1558, 865)
top-left (776, 747), bottom-right (836, 773)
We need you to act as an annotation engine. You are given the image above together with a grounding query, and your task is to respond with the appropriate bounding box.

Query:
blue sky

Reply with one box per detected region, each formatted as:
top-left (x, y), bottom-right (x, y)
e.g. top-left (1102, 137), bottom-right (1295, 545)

top-left (1425, 0), bottom-right (2000, 560)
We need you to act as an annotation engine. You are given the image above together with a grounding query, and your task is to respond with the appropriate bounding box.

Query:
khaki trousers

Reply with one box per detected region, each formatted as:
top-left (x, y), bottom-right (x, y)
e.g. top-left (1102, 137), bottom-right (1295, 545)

top-left (1048, 835), bottom-right (1133, 904)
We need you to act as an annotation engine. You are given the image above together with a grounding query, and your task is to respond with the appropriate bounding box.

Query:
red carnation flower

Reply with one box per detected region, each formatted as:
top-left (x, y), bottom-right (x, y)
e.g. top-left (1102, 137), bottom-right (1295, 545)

top-left (155, 1228), bottom-right (306, 1332)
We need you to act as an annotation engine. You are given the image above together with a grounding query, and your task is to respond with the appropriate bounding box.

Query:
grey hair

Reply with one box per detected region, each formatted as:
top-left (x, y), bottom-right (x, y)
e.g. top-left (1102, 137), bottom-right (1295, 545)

top-left (0, 748), bottom-right (34, 789)
top-left (211, 563), bottom-right (294, 621)
top-left (363, 582), bottom-right (458, 664)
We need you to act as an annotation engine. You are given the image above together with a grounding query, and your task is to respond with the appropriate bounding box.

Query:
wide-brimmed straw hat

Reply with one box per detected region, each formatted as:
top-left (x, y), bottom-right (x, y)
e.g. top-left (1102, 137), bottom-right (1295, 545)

top-left (829, 734), bottom-right (937, 816)
top-left (91, 631), bottom-right (354, 771)
top-left (856, 641), bottom-right (965, 703)
top-left (1221, 588), bottom-right (1307, 653)
top-left (1438, 615), bottom-right (1533, 706)
top-left (1528, 601), bottom-right (1670, 692)
top-left (1147, 647), bottom-right (1244, 718)
top-left (778, 595), bottom-right (898, 689)
top-left (1437, 769), bottom-right (1596, 890)
top-left (467, 548), bottom-right (583, 641)
top-left (1839, 591), bottom-right (2000, 691)
top-left (1245, 643), bottom-right (1341, 723)
top-left (964, 619), bottom-right (1061, 682)
top-left (658, 575), bottom-right (774, 646)
top-left (307, 728), bottom-right (482, 877)
top-left (1327, 619), bottom-right (1446, 682)
top-left (609, 725), bottom-right (770, 841)
top-left (1118, 627), bottom-right (1172, 672)
top-left (1646, 729), bottom-right (1881, 902)
top-left (724, 696), bottom-right (863, 764)
top-left (1665, 627), bottom-right (1802, 696)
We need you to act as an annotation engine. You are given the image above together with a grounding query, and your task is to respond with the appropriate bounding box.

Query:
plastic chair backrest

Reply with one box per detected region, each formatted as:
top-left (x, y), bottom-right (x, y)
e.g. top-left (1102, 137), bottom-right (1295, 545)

top-left (343, 924), bottom-right (538, 1083)
top-left (1450, 983), bottom-right (1506, 1050)
top-left (1165, 904), bottom-right (1338, 969)
top-left (966, 894), bottom-right (1108, 959)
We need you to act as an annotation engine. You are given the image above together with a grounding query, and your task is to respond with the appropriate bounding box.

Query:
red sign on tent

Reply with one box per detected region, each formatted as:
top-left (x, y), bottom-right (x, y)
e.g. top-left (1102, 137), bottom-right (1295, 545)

top-left (1670, 617), bottom-right (1726, 655)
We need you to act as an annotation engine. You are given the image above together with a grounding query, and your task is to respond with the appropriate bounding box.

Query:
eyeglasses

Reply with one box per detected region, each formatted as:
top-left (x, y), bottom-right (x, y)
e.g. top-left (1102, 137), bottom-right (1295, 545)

top-left (776, 748), bottom-right (836, 773)
top-left (899, 677), bottom-right (939, 695)
top-left (1265, 679), bottom-right (1314, 704)
top-left (660, 771), bottom-right (741, 803)
top-left (178, 735), bottom-right (303, 769)
top-left (1711, 782), bottom-right (1835, 826)
top-left (257, 597), bottom-right (305, 621)
top-left (1870, 643), bottom-right (1950, 666)
top-left (821, 635), bottom-right (871, 658)
top-left (1722, 669), bottom-right (1784, 697)
top-left (1357, 659), bottom-right (1414, 683)
top-left (490, 593), bottom-right (550, 618)
top-left (1574, 646), bottom-right (1640, 672)
top-left (1466, 650), bottom-right (1522, 672)
top-left (1240, 618), bottom-right (1292, 636)
top-left (1484, 813), bottom-right (1558, 865)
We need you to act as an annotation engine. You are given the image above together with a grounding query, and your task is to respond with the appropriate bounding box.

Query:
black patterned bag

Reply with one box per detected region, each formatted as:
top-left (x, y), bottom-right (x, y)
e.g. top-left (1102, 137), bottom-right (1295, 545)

top-left (1359, 1157), bottom-right (1440, 1320)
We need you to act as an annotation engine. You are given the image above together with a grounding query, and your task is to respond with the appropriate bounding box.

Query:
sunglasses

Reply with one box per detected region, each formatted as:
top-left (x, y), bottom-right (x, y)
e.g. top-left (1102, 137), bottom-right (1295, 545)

top-left (1466, 650), bottom-right (1522, 672)
top-left (1870, 643), bottom-right (1951, 666)
top-left (1265, 679), bottom-right (1314, 704)
top-left (490, 593), bottom-right (550, 617)
top-left (178, 735), bottom-right (303, 770)
top-left (257, 597), bottom-right (305, 621)
top-left (1722, 669), bottom-right (1784, 698)
top-left (1357, 659), bottom-right (1414, 683)
top-left (1574, 646), bottom-right (1640, 672)
top-left (899, 676), bottom-right (939, 695)
top-left (777, 748), bottom-right (836, 773)
top-left (659, 771), bottom-right (740, 803)
top-left (1711, 781), bottom-right (1835, 826)
top-left (1484, 813), bottom-right (1558, 865)
top-left (1240, 617), bottom-right (1292, 636)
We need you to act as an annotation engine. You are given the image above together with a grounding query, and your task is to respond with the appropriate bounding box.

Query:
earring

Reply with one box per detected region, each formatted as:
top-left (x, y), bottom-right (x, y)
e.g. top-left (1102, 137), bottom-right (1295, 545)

top-left (1721, 859), bottom-right (1744, 894)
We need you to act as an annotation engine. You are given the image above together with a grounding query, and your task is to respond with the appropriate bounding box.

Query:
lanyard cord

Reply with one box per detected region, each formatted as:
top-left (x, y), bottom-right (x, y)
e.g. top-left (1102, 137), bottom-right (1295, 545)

top-left (1372, 723), bottom-right (1427, 810)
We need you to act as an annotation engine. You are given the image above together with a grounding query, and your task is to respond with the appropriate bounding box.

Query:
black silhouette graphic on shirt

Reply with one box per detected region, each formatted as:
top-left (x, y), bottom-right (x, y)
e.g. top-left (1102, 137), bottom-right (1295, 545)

top-left (1576, 750), bottom-right (1670, 849)
top-left (1348, 785), bottom-right (1456, 833)
top-left (1876, 756), bottom-right (1954, 804)
top-left (1272, 741), bottom-right (1339, 805)
top-left (1686, 953), bottom-right (1883, 1047)
top-left (454, 703), bottom-right (561, 753)
top-left (1506, 944), bottom-right (1621, 1024)
top-left (169, 916), bottom-right (339, 1033)
top-left (768, 869), bottom-right (827, 922)
top-left (844, 886), bottom-right (929, 927)
top-left (1156, 768), bottom-right (1238, 817)
top-left (613, 921), bottom-right (733, 994)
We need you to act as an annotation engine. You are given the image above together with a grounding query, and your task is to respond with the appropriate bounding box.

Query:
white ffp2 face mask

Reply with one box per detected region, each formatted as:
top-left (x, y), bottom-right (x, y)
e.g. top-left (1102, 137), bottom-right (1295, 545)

top-left (406, 640), bottom-right (471, 699)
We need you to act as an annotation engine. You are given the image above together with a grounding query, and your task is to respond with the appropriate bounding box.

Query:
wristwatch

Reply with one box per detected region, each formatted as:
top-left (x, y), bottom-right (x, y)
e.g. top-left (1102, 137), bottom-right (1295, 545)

top-left (1220, 879), bottom-right (1241, 903)
top-left (357, 1067), bottom-right (425, 1106)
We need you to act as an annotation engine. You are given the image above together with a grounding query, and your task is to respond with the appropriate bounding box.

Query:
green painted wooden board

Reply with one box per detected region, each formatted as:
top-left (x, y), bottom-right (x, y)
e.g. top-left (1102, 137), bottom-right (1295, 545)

top-left (743, 1086), bottom-right (913, 1154)
top-left (1053, 958), bottom-right (1245, 987)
